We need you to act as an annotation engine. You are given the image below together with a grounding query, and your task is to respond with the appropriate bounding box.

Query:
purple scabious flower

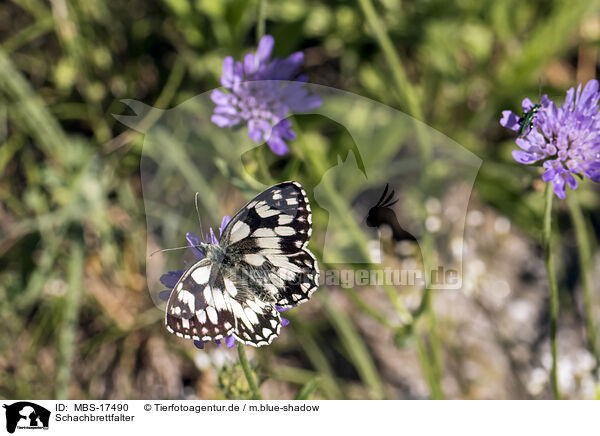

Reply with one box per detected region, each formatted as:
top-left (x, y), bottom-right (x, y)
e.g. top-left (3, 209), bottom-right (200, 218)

top-left (211, 35), bottom-right (322, 156)
top-left (500, 80), bottom-right (600, 199)
top-left (159, 215), bottom-right (290, 349)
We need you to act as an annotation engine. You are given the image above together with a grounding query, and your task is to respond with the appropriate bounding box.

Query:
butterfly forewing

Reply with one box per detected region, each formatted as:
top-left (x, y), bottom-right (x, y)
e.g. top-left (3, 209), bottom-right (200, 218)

top-left (220, 182), bottom-right (319, 309)
top-left (220, 181), bottom-right (312, 252)
top-left (165, 181), bottom-right (319, 347)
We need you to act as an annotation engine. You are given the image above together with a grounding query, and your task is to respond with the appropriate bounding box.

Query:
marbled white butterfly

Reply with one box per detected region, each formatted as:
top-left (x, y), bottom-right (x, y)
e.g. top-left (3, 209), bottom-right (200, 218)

top-left (165, 181), bottom-right (319, 347)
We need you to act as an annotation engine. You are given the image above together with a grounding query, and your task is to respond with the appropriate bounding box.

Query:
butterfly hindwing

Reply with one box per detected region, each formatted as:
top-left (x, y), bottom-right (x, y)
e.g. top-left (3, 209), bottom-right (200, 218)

top-left (270, 250), bottom-right (319, 308)
top-left (214, 273), bottom-right (283, 346)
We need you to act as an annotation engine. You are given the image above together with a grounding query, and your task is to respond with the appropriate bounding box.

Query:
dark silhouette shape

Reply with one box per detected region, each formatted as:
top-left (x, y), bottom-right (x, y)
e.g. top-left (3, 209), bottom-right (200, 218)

top-left (366, 184), bottom-right (417, 242)
top-left (3, 402), bottom-right (50, 434)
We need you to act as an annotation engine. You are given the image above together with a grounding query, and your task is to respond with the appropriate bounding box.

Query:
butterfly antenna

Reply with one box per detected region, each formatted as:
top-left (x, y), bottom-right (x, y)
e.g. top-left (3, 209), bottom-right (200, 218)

top-left (149, 244), bottom-right (205, 257)
top-left (195, 192), bottom-right (206, 242)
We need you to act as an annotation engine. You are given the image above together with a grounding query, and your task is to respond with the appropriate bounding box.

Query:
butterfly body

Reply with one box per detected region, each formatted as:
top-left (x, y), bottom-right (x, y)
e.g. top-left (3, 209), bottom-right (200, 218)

top-left (165, 182), bottom-right (319, 347)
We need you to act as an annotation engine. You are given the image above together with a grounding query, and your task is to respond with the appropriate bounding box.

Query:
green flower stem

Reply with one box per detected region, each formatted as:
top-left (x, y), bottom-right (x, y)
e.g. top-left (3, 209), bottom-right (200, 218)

top-left (237, 343), bottom-right (262, 400)
top-left (567, 191), bottom-right (599, 372)
top-left (543, 183), bottom-right (561, 399)
top-left (256, 0), bottom-right (266, 41)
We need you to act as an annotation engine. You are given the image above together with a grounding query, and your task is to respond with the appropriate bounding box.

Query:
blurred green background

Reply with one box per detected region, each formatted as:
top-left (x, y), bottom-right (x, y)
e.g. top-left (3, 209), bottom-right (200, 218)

top-left (1, 0), bottom-right (600, 400)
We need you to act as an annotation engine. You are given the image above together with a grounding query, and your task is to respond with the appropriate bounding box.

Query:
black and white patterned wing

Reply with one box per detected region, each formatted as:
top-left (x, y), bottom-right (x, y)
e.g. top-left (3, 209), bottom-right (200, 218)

top-left (220, 181), bottom-right (313, 253)
top-left (165, 259), bottom-right (284, 346)
top-left (166, 181), bottom-right (319, 347)
top-left (165, 260), bottom-right (236, 341)
top-left (262, 249), bottom-right (319, 308)
top-left (221, 273), bottom-right (283, 347)
top-left (219, 181), bottom-right (319, 310)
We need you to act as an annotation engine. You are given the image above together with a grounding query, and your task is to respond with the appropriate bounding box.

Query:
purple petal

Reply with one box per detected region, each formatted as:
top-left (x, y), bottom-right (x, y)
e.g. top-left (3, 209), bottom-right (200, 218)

top-left (579, 79), bottom-right (599, 108)
top-left (194, 340), bottom-right (205, 349)
top-left (208, 227), bottom-right (218, 244)
top-left (233, 61), bottom-right (243, 81)
top-left (500, 110), bottom-right (521, 131)
top-left (243, 52), bottom-right (257, 75)
top-left (521, 97), bottom-right (535, 111)
top-left (552, 177), bottom-right (567, 199)
top-left (292, 94), bottom-right (322, 112)
top-left (514, 137), bottom-right (534, 152)
top-left (563, 87), bottom-right (575, 112)
top-left (158, 290), bottom-right (172, 301)
top-left (214, 105), bottom-right (238, 116)
top-left (267, 135), bottom-right (289, 155)
top-left (564, 172), bottom-right (578, 190)
top-left (281, 317), bottom-right (290, 326)
top-left (248, 120), bottom-right (264, 142)
top-left (211, 89), bottom-right (230, 105)
top-left (219, 216), bottom-right (231, 235)
top-left (256, 35), bottom-right (274, 65)
top-left (225, 336), bottom-right (236, 348)
top-left (211, 114), bottom-right (239, 128)
top-left (275, 305), bottom-right (291, 312)
top-left (273, 120), bottom-right (296, 140)
top-left (512, 150), bottom-right (537, 164)
top-left (160, 270), bottom-right (184, 288)
top-left (275, 52), bottom-right (304, 79)
top-left (588, 172), bottom-right (600, 182)
top-left (186, 231), bottom-right (202, 246)
top-left (186, 231), bottom-right (205, 259)
top-left (542, 167), bottom-right (558, 183)
top-left (220, 56), bottom-right (235, 88)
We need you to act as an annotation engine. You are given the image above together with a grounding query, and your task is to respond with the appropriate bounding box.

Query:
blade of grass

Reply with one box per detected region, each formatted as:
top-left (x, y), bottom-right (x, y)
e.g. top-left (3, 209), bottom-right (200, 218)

top-left (294, 377), bottom-right (319, 400)
top-left (56, 239), bottom-right (84, 399)
top-left (1, 15), bottom-right (54, 54)
top-left (321, 295), bottom-right (385, 399)
top-left (290, 315), bottom-right (345, 399)
top-left (356, 0), bottom-right (422, 121)
top-left (0, 49), bottom-right (69, 159)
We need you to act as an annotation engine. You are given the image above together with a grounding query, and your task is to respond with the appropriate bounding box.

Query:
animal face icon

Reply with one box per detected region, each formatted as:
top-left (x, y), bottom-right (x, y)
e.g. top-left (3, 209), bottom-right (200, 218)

top-left (3, 402), bottom-right (50, 434)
